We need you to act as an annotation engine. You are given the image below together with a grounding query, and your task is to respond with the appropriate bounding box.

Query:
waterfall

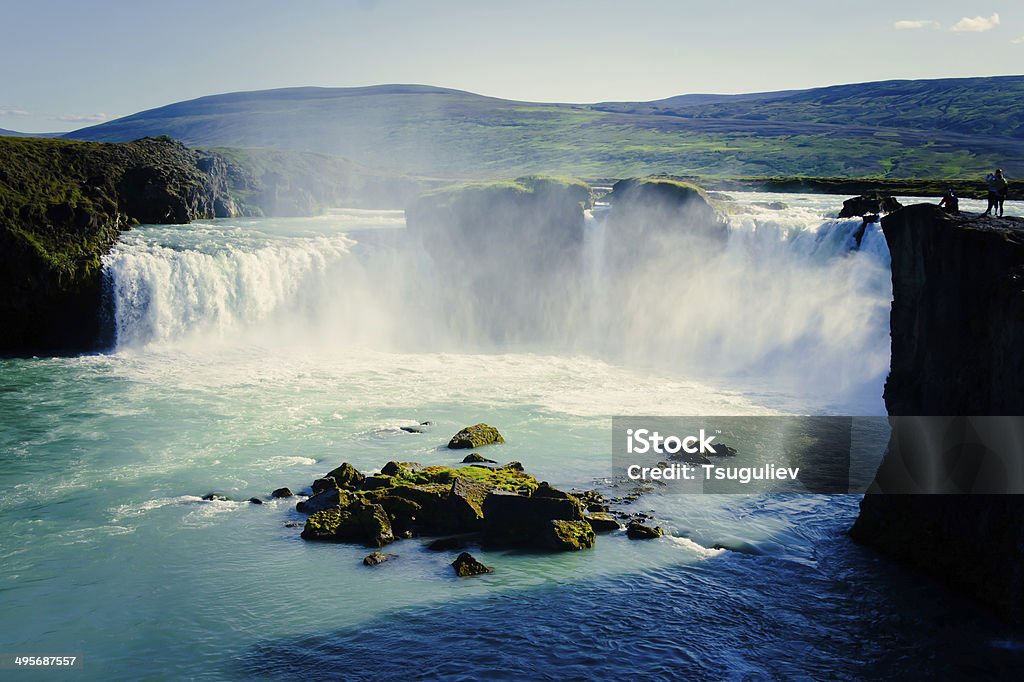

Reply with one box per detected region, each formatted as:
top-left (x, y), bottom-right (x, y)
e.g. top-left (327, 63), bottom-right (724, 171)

top-left (101, 197), bottom-right (892, 402)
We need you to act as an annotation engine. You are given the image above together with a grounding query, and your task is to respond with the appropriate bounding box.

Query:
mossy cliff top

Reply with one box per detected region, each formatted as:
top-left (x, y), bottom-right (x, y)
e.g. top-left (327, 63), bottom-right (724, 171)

top-left (0, 135), bottom-right (252, 354)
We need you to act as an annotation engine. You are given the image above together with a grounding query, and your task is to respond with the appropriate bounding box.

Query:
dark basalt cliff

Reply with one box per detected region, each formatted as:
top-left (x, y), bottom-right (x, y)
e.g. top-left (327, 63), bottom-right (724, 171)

top-left (851, 204), bottom-right (1024, 620)
top-left (0, 136), bottom-right (253, 355)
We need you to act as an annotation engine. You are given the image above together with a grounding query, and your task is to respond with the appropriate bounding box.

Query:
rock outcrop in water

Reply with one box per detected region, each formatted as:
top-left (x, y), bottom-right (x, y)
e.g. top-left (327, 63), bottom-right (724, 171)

top-left (851, 204), bottom-right (1024, 620)
top-left (294, 457), bottom-right (608, 552)
top-left (447, 424), bottom-right (505, 449)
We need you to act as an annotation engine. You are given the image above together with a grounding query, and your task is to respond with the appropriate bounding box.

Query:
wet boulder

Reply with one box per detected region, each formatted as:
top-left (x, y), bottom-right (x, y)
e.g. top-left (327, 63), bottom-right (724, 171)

top-left (542, 519), bottom-right (596, 550)
top-left (363, 551), bottom-right (395, 566)
top-left (481, 488), bottom-right (589, 550)
top-left (311, 477), bottom-right (338, 495)
top-left (301, 499), bottom-right (395, 547)
top-left (451, 552), bottom-right (493, 577)
top-left (584, 512), bottom-right (622, 533)
top-left (271, 487), bottom-right (294, 498)
top-left (448, 476), bottom-right (490, 529)
top-left (380, 461), bottom-right (423, 477)
top-left (626, 520), bottom-right (664, 540)
top-left (533, 482), bottom-right (572, 499)
top-left (296, 488), bottom-right (352, 515)
top-left (461, 453), bottom-right (496, 464)
top-left (325, 462), bottom-right (365, 490)
top-left (447, 424), bottom-right (505, 449)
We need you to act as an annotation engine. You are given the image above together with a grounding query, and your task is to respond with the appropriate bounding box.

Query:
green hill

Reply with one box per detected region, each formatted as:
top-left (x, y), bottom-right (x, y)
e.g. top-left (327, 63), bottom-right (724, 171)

top-left (65, 78), bottom-right (1024, 180)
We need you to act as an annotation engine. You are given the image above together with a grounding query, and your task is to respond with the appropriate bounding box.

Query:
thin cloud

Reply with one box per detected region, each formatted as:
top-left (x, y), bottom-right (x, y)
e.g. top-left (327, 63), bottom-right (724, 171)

top-left (894, 19), bottom-right (939, 30)
top-left (950, 13), bottom-right (1000, 32)
top-left (1013, 35), bottom-right (1024, 44)
top-left (55, 112), bottom-right (111, 123)
top-left (0, 108), bottom-right (30, 117)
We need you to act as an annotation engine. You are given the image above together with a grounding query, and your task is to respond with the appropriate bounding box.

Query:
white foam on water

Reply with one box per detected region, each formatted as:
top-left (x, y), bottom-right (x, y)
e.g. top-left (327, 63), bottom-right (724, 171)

top-left (665, 535), bottom-right (728, 558)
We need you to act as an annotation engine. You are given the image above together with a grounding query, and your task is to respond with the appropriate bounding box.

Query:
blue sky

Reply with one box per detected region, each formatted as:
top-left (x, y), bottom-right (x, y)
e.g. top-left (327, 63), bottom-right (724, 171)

top-left (2, 0), bottom-right (1022, 132)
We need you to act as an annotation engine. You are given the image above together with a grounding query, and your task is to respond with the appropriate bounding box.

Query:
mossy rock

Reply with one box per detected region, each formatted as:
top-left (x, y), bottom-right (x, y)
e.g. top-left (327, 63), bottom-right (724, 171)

top-left (311, 477), bottom-right (338, 495)
top-left (363, 551), bottom-right (394, 566)
top-left (481, 489), bottom-right (588, 550)
top-left (447, 424), bottom-right (505, 449)
top-left (543, 519), bottom-right (596, 551)
top-left (301, 499), bottom-right (394, 546)
top-left (381, 461), bottom-right (422, 477)
top-left (625, 521), bottom-right (663, 540)
top-left (325, 462), bottom-right (365, 489)
top-left (369, 495), bottom-right (424, 534)
top-left (296, 488), bottom-right (352, 515)
top-left (461, 453), bottom-right (496, 464)
top-left (533, 482), bottom-right (572, 499)
top-left (449, 476), bottom-right (490, 528)
top-left (451, 552), bottom-right (493, 577)
top-left (584, 512), bottom-right (622, 533)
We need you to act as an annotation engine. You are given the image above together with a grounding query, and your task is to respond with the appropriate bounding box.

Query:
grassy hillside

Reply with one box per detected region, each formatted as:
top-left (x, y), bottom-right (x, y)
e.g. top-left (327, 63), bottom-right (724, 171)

top-left (65, 78), bottom-right (1024, 180)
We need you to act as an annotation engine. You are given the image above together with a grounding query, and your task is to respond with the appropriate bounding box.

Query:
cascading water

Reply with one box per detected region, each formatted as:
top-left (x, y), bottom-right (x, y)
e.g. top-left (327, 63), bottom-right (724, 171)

top-left (17, 194), bottom-right (1023, 680)
top-left (101, 194), bottom-right (892, 407)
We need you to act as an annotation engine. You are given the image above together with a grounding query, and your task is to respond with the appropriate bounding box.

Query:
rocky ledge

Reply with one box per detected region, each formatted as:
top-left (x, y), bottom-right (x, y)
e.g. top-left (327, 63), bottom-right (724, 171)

top-left (851, 205), bottom-right (1024, 621)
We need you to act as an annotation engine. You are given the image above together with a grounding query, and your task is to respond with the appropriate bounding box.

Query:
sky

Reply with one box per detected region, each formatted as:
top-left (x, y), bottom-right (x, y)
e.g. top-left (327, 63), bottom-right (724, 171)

top-left (1, 0), bottom-right (1022, 132)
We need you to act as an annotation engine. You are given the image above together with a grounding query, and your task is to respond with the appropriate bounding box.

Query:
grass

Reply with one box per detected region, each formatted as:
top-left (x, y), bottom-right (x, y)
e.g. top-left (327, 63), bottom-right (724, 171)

top-left (63, 77), bottom-right (1024, 181)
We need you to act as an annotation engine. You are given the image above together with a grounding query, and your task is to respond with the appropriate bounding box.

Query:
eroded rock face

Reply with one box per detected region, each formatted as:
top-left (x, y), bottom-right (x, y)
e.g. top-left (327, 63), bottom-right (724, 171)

top-left (851, 205), bottom-right (1024, 621)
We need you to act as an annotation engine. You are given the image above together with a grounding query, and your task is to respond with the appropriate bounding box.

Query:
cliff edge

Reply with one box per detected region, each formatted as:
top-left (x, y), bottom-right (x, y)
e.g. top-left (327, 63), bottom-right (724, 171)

top-left (0, 136), bottom-right (249, 354)
top-left (851, 204), bottom-right (1024, 620)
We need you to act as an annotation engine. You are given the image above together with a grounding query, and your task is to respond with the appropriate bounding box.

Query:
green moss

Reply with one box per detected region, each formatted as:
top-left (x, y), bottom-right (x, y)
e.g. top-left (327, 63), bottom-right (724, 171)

top-left (301, 499), bottom-right (394, 546)
top-left (544, 519), bottom-right (596, 551)
top-left (380, 463), bottom-right (537, 495)
top-left (447, 424), bottom-right (505, 449)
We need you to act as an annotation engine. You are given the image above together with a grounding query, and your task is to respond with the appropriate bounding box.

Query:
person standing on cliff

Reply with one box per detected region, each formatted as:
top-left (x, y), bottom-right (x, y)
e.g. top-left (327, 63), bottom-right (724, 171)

top-left (985, 169), bottom-right (1008, 216)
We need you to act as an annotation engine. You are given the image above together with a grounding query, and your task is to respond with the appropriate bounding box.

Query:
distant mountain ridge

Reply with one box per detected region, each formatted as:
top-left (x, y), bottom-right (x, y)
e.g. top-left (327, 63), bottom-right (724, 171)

top-left (64, 76), bottom-right (1024, 179)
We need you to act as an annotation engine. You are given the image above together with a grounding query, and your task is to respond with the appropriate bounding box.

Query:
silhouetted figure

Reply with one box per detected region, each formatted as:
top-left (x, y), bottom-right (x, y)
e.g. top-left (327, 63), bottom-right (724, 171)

top-left (985, 169), bottom-right (1008, 217)
top-left (938, 188), bottom-right (959, 215)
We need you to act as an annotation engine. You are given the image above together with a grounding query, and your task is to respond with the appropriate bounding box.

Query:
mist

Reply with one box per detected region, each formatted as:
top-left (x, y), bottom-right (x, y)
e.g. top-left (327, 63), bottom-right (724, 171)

top-left (102, 193), bottom-right (892, 408)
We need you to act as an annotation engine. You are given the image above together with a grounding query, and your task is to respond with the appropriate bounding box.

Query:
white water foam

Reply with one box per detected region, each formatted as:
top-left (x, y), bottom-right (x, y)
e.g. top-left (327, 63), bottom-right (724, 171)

top-left (101, 195), bottom-right (893, 408)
